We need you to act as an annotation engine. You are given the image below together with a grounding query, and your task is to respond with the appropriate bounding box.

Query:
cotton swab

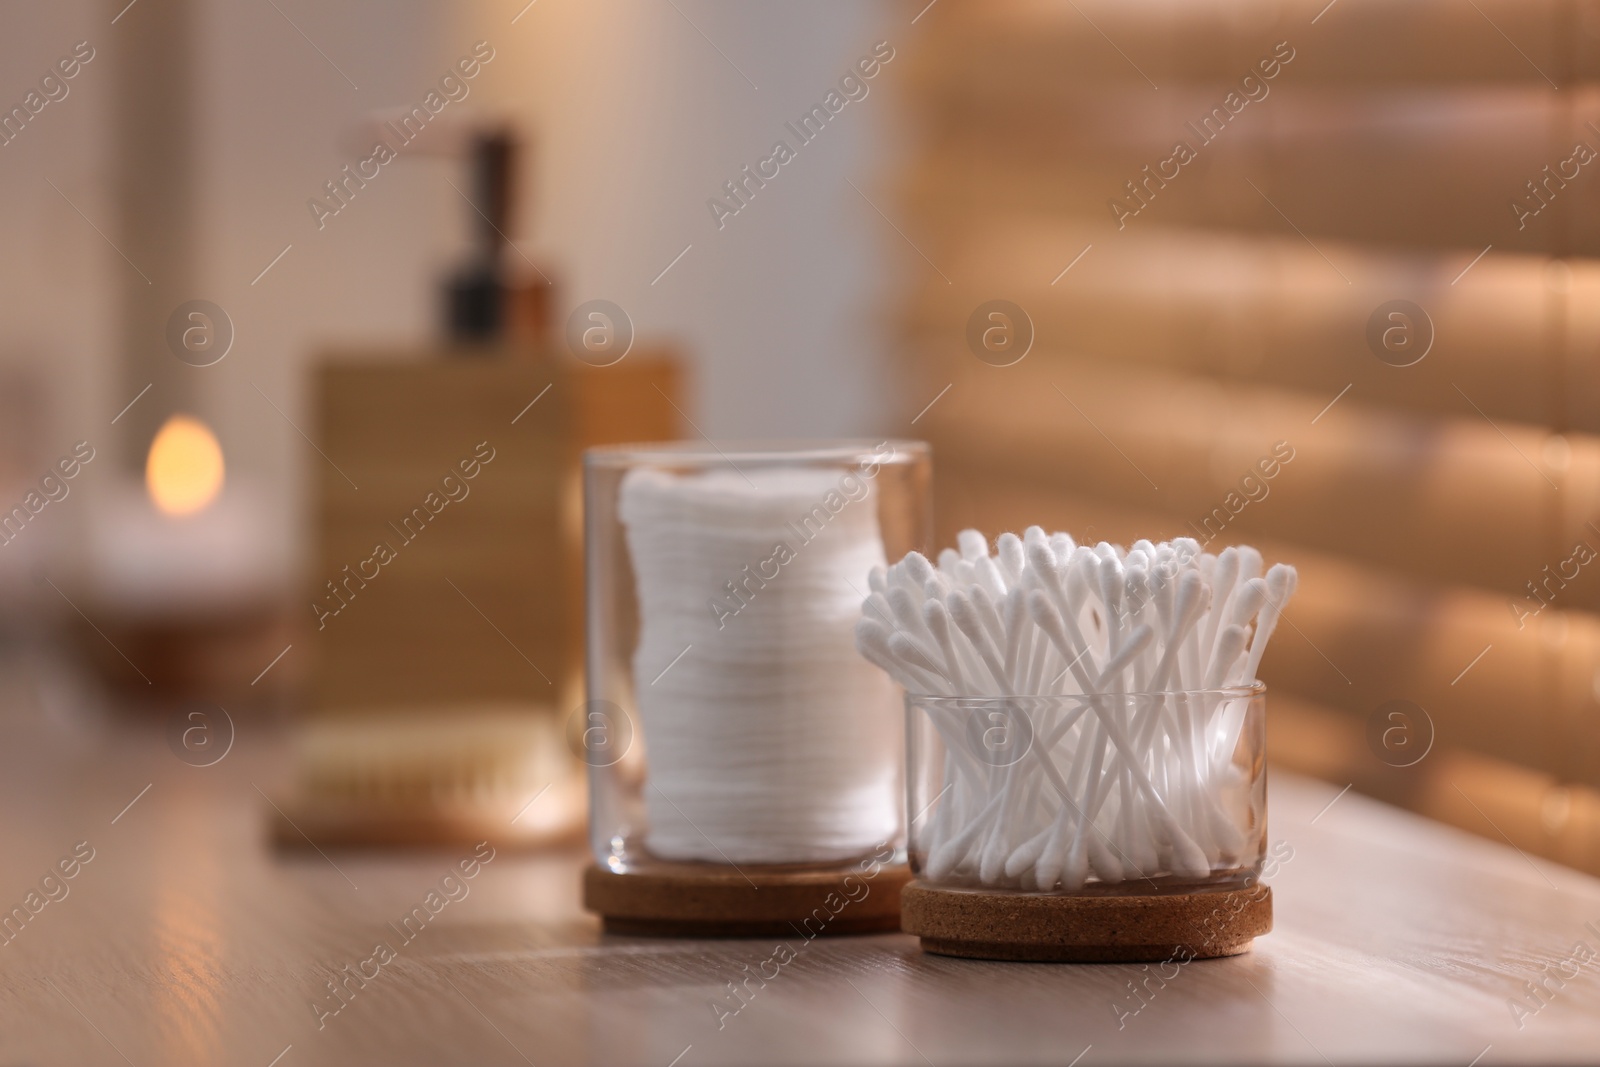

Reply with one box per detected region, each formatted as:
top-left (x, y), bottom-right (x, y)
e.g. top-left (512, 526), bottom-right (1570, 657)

top-left (857, 530), bottom-right (1297, 891)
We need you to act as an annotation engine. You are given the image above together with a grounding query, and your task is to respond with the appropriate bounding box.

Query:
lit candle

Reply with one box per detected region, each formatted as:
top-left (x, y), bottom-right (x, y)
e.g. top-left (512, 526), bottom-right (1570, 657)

top-left (88, 415), bottom-right (279, 618)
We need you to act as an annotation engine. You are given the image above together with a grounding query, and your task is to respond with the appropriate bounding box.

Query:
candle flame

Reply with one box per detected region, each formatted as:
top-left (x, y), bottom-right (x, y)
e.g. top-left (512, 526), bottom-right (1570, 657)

top-left (146, 415), bottom-right (224, 517)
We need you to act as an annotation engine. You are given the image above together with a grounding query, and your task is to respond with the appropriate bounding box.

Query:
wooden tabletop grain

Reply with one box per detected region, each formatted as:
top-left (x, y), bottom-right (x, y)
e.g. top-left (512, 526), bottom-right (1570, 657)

top-left (1, 652), bottom-right (1598, 1066)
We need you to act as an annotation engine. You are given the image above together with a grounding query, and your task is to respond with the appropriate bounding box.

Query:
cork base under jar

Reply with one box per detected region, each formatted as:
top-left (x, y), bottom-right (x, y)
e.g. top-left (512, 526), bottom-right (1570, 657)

top-left (584, 862), bottom-right (912, 938)
top-left (901, 881), bottom-right (1272, 963)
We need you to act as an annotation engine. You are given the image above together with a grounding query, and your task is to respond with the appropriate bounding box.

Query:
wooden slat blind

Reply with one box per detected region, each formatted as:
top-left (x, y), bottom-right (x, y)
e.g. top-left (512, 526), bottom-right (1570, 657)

top-left (898, 0), bottom-right (1600, 872)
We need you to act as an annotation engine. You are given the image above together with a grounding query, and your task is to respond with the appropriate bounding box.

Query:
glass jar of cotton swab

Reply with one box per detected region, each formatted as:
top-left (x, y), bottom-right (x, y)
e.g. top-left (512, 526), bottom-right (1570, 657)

top-left (906, 686), bottom-right (1266, 894)
top-left (581, 440), bottom-right (930, 937)
top-left (860, 529), bottom-right (1295, 962)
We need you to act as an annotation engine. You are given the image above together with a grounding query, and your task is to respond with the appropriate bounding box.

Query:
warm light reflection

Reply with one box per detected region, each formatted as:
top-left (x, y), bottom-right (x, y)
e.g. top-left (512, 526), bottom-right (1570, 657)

top-left (146, 415), bottom-right (224, 517)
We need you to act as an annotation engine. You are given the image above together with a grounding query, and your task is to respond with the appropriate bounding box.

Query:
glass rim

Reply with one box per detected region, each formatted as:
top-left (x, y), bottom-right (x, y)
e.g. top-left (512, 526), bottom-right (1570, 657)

top-left (584, 438), bottom-right (929, 467)
top-left (905, 682), bottom-right (1266, 703)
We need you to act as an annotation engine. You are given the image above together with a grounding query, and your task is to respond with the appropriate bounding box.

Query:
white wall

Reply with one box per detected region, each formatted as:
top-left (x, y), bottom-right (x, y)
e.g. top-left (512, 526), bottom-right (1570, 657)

top-left (0, 0), bottom-right (115, 612)
top-left (468, 0), bottom-right (900, 440)
top-left (0, 0), bottom-right (901, 587)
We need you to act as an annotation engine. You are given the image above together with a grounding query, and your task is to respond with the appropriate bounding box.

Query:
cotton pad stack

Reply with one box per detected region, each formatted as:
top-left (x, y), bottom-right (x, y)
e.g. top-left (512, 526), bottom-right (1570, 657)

top-left (619, 466), bottom-right (900, 864)
top-left (856, 528), bottom-right (1297, 891)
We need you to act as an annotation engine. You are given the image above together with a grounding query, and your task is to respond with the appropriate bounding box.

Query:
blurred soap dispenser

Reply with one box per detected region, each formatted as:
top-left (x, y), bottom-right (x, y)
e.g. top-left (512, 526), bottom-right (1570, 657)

top-left (442, 127), bottom-right (556, 348)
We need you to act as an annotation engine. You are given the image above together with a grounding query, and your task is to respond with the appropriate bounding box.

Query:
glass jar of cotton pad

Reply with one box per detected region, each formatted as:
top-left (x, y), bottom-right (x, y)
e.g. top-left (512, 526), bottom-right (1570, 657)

top-left (580, 440), bottom-right (930, 936)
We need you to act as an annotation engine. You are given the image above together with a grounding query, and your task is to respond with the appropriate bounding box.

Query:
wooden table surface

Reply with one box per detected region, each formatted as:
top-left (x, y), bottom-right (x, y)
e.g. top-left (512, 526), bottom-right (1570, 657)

top-left (2, 651), bottom-right (1599, 1066)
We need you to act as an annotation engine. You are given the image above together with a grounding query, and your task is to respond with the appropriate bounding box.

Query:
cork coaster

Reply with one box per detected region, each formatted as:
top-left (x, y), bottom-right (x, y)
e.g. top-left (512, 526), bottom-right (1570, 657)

top-left (584, 862), bottom-right (912, 938)
top-left (901, 881), bottom-right (1272, 963)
